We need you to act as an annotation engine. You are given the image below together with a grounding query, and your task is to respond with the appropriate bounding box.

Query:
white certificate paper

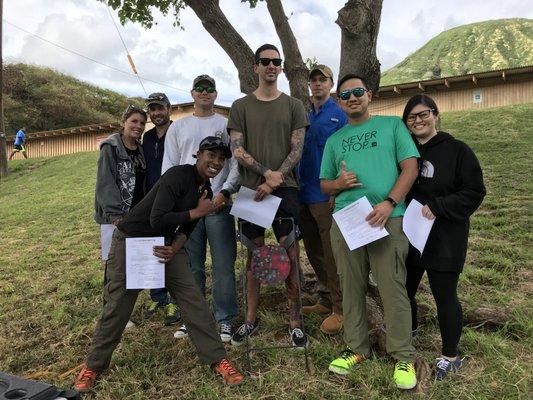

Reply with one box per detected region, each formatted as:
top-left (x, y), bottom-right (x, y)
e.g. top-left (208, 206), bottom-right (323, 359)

top-left (332, 196), bottom-right (389, 251)
top-left (403, 199), bottom-right (435, 254)
top-left (126, 237), bottom-right (165, 289)
top-left (230, 186), bottom-right (282, 228)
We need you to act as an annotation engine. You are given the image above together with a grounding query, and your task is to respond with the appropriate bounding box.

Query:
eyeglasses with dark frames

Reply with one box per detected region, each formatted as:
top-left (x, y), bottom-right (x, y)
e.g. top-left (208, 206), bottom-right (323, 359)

top-left (406, 109), bottom-right (435, 123)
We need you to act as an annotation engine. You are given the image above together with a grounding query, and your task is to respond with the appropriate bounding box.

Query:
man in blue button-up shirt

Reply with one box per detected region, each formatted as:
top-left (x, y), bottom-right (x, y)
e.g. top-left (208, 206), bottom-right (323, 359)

top-left (299, 65), bottom-right (347, 334)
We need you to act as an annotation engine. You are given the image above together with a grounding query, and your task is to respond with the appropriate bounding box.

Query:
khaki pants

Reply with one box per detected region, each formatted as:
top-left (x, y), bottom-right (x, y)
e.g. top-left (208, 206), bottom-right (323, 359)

top-left (330, 217), bottom-right (416, 362)
top-left (87, 230), bottom-right (226, 372)
top-left (299, 202), bottom-right (343, 314)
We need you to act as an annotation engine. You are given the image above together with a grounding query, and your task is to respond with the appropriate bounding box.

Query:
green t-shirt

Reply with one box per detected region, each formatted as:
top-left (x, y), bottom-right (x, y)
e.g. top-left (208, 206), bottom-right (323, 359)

top-left (320, 115), bottom-right (419, 217)
top-left (227, 93), bottom-right (308, 189)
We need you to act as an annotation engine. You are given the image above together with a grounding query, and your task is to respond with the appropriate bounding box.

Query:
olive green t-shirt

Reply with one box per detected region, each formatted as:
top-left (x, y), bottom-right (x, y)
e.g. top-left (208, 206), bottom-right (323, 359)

top-left (227, 93), bottom-right (308, 189)
top-left (320, 115), bottom-right (419, 217)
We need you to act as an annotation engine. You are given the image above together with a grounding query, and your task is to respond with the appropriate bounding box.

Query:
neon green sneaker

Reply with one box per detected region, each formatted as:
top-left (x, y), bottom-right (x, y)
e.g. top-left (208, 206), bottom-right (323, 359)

top-left (328, 348), bottom-right (367, 375)
top-left (393, 361), bottom-right (417, 390)
top-left (164, 303), bottom-right (181, 326)
top-left (144, 300), bottom-right (161, 319)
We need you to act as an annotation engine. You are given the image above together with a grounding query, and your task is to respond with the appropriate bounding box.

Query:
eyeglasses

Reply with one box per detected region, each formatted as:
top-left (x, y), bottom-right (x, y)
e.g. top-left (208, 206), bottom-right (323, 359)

top-left (257, 57), bottom-right (283, 67)
top-left (193, 85), bottom-right (216, 93)
top-left (406, 109), bottom-right (435, 123)
top-left (338, 87), bottom-right (367, 100)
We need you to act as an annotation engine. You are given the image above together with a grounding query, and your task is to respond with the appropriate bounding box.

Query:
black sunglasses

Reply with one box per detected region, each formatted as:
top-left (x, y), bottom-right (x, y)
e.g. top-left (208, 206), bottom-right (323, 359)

top-left (193, 85), bottom-right (216, 94)
top-left (338, 87), bottom-right (368, 100)
top-left (257, 57), bottom-right (283, 67)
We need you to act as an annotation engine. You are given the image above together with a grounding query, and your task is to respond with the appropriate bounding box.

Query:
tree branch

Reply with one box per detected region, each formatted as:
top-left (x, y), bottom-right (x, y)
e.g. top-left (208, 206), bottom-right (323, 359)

top-left (265, 0), bottom-right (310, 107)
top-left (185, 0), bottom-right (257, 94)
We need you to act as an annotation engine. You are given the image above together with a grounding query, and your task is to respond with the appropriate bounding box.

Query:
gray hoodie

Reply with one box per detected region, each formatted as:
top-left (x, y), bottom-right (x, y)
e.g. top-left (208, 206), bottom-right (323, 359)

top-left (94, 132), bottom-right (145, 224)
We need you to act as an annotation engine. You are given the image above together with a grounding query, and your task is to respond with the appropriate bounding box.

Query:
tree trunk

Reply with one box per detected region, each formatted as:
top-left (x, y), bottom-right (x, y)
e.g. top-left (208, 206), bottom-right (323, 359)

top-left (265, 0), bottom-right (310, 107)
top-left (185, 0), bottom-right (257, 94)
top-left (336, 0), bottom-right (383, 92)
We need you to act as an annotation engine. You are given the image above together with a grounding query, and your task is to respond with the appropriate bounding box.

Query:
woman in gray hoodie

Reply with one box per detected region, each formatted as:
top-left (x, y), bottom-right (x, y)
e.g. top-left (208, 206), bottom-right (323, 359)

top-left (94, 105), bottom-right (147, 287)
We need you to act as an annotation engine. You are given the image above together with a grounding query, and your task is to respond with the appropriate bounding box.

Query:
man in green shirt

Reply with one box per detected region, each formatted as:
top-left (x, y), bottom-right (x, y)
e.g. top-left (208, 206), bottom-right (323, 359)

top-left (228, 43), bottom-right (309, 349)
top-left (320, 74), bottom-right (419, 390)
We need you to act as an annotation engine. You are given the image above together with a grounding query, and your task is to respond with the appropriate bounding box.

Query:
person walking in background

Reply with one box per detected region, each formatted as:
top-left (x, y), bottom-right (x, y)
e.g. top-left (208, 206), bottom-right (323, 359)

top-left (162, 75), bottom-right (239, 343)
top-left (142, 92), bottom-right (180, 327)
top-left (9, 127), bottom-right (28, 159)
top-left (228, 43), bottom-right (309, 349)
top-left (320, 74), bottom-right (419, 390)
top-left (74, 137), bottom-right (244, 392)
top-left (299, 65), bottom-right (347, 335)
top-left (402, 94), bottom-right (485, 380)
top-left (94, 104), bottom-right (147, 330)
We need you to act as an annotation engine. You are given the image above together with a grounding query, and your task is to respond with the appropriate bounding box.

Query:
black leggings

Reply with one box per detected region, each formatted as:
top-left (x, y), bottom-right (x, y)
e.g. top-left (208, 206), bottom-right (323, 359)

top-left (406, 266), bottom-right (463, 357)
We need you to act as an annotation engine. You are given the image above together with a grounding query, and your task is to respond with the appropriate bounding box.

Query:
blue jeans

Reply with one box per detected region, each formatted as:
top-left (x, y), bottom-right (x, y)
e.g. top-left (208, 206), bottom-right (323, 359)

top-left (185, 206), bottom-right (238, 325)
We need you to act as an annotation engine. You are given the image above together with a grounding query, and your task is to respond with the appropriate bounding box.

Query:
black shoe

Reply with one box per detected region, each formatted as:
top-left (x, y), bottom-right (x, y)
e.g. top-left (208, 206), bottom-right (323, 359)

top-left (230, 320), bottom-right (259, 346)
top-left (290, 327), bottom-right (309, 349)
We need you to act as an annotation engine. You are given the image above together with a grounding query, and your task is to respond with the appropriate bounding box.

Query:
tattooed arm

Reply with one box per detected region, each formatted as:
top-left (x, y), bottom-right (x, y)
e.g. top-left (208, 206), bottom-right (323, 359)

top-left (230, 129), bottom-right (283, 188)
top-left (278, 127), bottom-right (305, 177)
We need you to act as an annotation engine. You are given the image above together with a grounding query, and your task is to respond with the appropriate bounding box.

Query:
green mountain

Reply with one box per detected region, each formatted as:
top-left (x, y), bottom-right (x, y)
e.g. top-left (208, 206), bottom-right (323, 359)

top-left (381, 18), bottom-right (533, 86)
top-left (2, 63), bottom-right (143, 134)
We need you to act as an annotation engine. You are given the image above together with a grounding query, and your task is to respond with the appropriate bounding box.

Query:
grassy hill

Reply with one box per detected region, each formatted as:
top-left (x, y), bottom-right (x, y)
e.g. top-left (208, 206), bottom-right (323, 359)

top-left (1, 103), bottom-right (532, 399)
top-left (381, 18), bottom-right (533, 85)
top-left (2, 63), bottom-right (143, 134)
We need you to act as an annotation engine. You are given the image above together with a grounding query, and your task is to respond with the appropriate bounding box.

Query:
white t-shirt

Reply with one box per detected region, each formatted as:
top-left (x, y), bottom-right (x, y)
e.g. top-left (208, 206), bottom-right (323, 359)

top-left (161, 113), bottom-right (239, 195)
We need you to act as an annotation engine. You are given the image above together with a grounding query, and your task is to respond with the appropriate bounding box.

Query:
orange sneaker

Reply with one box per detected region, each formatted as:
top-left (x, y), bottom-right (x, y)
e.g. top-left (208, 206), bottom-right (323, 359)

top-left (212, 358), bottom-right (245, 386)
top-left (73, 364), bottom-right (98, 392)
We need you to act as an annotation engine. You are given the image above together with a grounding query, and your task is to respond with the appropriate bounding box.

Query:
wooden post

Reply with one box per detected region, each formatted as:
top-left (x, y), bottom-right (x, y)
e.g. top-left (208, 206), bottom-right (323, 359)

top-left (0, 0), bottom-right (9, 178)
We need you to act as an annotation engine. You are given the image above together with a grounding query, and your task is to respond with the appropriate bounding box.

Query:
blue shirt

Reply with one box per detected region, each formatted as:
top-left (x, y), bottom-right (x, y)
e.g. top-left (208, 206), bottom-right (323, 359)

top-left (298, 98), bottom-right (348, 204)
top-left (14, 130), bottom-right (25, 146)
top-left (142, 123), bottom-right (170, 192)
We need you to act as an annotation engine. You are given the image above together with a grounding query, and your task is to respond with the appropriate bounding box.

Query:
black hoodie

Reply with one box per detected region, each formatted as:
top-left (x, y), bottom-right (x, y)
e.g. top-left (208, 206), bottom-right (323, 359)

top-left (406, 131), bottom-right (486, 272)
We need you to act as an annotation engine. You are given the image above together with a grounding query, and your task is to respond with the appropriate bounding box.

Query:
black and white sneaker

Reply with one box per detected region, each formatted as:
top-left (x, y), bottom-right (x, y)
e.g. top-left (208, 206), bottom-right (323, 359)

top-left (219, 323), bottom-right (232, 343)
top-left (173, 324), bottom-right (188, 339)
top-left (230, 320), bottom-right (259, 346)
top-left (290, 327), bottom-right (309, 349)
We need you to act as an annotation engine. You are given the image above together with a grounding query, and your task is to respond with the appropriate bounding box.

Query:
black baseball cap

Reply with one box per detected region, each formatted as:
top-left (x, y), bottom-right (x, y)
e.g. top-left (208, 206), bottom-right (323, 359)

top-left (145, 92), bottom-right (170, 107)
top-left (194, 136), bottom-right (232, 159)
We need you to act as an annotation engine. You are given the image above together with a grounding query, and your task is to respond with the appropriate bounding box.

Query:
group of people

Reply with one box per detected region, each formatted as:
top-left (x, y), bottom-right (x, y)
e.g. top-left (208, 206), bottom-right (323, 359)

top-left (74, 43), bottom-right (486, 393)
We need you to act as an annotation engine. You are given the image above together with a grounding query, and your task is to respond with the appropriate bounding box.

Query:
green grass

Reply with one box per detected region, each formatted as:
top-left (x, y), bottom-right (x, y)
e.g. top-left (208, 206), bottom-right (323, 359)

top-left (1, 103), bottom-right (532, 399)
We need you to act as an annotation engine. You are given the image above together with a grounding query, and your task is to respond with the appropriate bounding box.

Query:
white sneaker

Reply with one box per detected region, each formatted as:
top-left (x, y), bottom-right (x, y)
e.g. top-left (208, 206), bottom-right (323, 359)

top-left (173, 324), bottom-right (188, 339)
top-left (125, 320), bottom-right (135, 330)
top-left (219, 323), bottom-right (232, 343)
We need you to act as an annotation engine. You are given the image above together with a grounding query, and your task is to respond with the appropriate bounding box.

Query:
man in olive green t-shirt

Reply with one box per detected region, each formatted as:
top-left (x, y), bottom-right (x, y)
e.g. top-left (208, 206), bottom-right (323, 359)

top-left (227, 43), bottom-right (309, 349)
top-left (320, 74), bottom-right (420, 390)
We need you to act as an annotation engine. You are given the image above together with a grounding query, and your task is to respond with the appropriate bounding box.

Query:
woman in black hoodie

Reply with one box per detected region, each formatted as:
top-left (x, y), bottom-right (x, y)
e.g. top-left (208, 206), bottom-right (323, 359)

top-left (402, 95), bottom-right (485, 381)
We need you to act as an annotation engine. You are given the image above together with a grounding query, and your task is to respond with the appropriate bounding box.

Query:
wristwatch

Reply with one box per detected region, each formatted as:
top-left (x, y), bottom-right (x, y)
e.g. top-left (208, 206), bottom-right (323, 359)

top-left (220, 189), bottom-right (231, 199)
top-left (385, 197), bottom-right (398, 207)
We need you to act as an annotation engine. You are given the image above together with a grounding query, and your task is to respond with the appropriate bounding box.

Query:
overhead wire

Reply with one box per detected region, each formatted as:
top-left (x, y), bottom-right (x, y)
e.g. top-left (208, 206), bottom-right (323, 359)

top-left (105, 5), bottom-right (147, 96)
top-left (3, 19), bottom-right (190, 94)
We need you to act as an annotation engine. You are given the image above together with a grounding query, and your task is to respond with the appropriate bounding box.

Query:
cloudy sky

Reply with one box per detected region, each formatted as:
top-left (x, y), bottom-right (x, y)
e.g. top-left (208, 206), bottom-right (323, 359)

top-left (3, 0), bottom-right (532, 105)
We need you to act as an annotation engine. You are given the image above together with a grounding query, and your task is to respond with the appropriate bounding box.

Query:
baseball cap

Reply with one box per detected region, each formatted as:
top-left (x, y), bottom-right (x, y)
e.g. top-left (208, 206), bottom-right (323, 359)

top-left (193, 74), bottom-right (216, 89)
top-left (194, 136), bottom-right (232, 159)
top-left (309, 64), bottom-right (334, 82)
top-left (145, 92), bottom-right (170, 107)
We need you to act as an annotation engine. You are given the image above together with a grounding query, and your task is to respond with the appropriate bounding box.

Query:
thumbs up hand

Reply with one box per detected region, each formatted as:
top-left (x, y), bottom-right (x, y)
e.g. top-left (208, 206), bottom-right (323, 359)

top-left (335, 160), bottom-right (362, 191)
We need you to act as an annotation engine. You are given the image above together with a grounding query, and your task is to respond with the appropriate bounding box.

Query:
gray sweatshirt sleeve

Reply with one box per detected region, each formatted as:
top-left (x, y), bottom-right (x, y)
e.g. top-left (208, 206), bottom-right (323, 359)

top-left (95, 144), bottom-right (125, 220)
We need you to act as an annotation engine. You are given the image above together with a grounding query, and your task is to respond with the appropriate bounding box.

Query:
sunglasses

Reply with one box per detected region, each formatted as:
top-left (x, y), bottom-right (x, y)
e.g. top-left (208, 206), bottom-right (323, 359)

top-left (257, 57), bottom-right (283, 67)
top-left (406, 109), bottom-right (435, 123)
top-left (193, 85), bottom-right (216, 93)
top-left (147, 94), bottom-right (166, 101)
top-left (338, 87), bottom-right (368, 100)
